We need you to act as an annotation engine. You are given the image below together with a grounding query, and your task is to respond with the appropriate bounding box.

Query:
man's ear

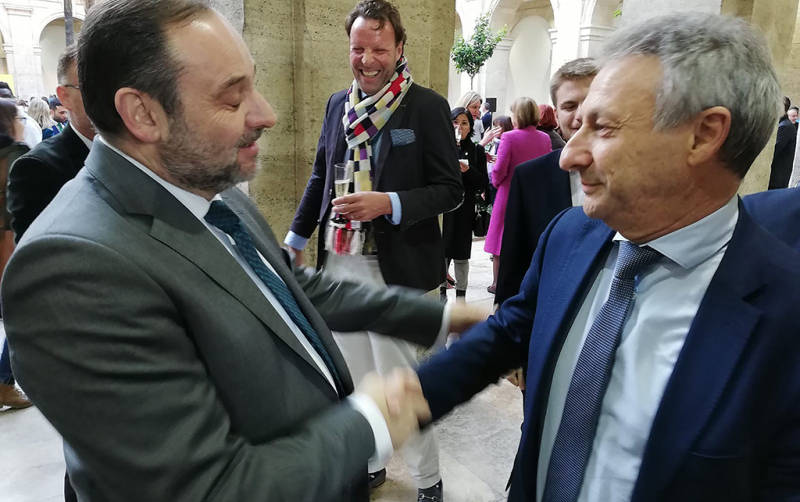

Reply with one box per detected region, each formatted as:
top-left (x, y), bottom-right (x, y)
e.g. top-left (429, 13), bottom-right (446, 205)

top-left (687, 106), bottom-right (731, 167)
top-left (114, 88), bottom-right (168, 144)
top-left (55, 86), bottom-right (69, 109)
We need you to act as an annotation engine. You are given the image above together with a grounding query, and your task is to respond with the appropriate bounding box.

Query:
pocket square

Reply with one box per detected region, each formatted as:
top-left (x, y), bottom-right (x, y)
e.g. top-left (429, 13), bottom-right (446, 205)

top-left (390, 129), bottom-right (416, 146)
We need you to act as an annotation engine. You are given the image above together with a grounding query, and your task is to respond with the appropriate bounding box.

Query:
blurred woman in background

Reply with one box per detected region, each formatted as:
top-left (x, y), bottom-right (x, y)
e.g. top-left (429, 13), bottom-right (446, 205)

top-left (484, 97), bottom-right (551, 294)
top-left (441, 107), bottom-right (488, 301)
top-left (537, 103), bottom-right (566, 150)
top-left (457, 91), bottom-right (484, 143)
top-left (27, 98), bottom-right (59, 140)
top-left (0, 97), bottom-right (32, 409)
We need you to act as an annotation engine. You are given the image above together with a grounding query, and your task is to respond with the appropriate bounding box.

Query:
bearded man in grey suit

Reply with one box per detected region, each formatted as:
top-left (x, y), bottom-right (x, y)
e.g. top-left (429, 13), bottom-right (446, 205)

top-left (0, 1), bottom-right (484, 500)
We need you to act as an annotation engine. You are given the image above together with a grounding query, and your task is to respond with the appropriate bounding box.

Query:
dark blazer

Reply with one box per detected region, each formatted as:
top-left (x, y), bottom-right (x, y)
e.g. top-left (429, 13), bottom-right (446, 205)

top-left (743, 187), bottom-right (800, 250)
top-left (290, 83), bottom-right (462, 291)
top-left (2, 140), bottom-right (446, 501)
top-left (443, 139), bottom-right (488, 260)
top-left (768, 117), bottom-right (796, 189)
top-left (8, 123), bottom-right (90, 242)
top-left (494, 149), bottom-right (571, 304)
top-left (418, 204), bottom-right (800, 501)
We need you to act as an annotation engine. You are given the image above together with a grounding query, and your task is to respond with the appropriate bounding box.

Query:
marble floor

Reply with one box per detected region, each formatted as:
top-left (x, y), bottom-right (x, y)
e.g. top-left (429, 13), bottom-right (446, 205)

top-left (1, 240), bottom-right (524, 502)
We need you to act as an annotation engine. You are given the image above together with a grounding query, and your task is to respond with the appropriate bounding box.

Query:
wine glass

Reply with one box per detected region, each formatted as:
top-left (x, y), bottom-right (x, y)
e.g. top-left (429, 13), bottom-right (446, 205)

top-left (333, 163), bottom-right (353, 222)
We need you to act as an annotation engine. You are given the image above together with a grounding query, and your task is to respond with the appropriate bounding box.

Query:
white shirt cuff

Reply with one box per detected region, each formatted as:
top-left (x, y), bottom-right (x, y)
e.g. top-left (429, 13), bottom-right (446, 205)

top-left (347, 393), bottom-right (393, 472)
top-left (385, 192), bottom-right (402, 225)
top-left (284, 231), bottom-right (309, 250)
top-left (434, 301), bottom-right (453, 349)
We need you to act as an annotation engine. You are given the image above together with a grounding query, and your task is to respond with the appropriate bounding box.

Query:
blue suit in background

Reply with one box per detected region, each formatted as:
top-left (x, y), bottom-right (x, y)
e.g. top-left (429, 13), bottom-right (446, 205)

top-left (743, 187), bottom-right (800, 251)
top-left (418, 204), bottom-right (800, 501)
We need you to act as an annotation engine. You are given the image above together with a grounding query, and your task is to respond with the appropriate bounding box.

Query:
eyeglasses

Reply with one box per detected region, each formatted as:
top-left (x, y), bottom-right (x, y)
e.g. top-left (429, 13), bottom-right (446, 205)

top-left (62, 84), bottom-right (80, 90)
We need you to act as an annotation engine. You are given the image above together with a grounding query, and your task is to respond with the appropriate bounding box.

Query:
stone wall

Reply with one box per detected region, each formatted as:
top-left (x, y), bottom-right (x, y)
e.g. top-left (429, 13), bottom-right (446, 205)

top-left (243, 0), bottom-right (455, 261)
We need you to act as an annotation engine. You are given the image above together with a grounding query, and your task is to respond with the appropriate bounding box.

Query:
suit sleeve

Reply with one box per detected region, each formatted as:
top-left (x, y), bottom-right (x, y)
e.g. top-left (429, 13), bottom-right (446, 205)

top-left (289, 95), bottom-right (335, 239)
top-left (7, 155), bottom-right (62, 242)
top-left (293, 264), bottom-right (445, 347)
top-left (417, 209), bottom-right (568, 420)
top-left (394, 94), bottom-right (463, 229)
top-left (494, 166), bottom-right (527, 304)
top-left (2, 236), bottom-right (375, 502)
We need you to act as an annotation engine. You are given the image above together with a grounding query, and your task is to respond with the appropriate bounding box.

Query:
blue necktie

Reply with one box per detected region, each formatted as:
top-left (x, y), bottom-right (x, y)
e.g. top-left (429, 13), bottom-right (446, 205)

top-left (542, 241), bottom-right (662, 502)
top-left (204, 200), bottom-right (344, 395)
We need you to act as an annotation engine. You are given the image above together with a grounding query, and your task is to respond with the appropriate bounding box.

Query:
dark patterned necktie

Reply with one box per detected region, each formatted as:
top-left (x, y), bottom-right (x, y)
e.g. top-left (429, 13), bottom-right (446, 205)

top-left (542, 241), bottom-right (662, 502)
top-left (205, 200), bottom-right (343, 395)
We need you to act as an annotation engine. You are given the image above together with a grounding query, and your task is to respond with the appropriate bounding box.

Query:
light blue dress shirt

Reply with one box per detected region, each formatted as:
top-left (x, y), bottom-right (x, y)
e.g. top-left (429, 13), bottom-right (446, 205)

top-left (536, 196), bottom-right (739, 502)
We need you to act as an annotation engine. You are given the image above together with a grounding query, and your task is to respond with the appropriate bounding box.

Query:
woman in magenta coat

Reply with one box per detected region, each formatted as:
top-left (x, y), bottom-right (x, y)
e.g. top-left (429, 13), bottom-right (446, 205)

top-left (484, 97), bottom-right (551, 294)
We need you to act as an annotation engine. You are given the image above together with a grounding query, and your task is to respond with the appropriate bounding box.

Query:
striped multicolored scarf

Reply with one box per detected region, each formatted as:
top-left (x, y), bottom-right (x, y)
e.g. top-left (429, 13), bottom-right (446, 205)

top-left (342, 56), bottom-right (413, 193)
top-left (326, 57), bottom-right (413, 256)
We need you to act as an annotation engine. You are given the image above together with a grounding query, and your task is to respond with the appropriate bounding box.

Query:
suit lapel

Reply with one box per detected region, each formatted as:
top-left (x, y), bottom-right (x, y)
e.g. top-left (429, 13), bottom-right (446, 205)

top-left (632, 209), bottom-right (765, 500)
top-left (523, 217), bottom-right (615, 451)
top-left (85, 142), bottom-right (341, 395)
top-left (223, 190), bottom-right (353, 394)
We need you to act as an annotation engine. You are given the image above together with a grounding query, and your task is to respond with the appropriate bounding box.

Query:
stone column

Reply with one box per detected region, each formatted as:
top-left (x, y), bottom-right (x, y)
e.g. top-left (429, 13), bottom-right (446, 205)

top-left (483, 36), bottom-right (513, 113)
top-left (6, 5), bottom-right (38, 98)
top-left (244, 0), bottom-right (455, 261)
top-left (725, 0), bottom-right (799, 193)
top-left (577, 24), bottom-right (614, 58)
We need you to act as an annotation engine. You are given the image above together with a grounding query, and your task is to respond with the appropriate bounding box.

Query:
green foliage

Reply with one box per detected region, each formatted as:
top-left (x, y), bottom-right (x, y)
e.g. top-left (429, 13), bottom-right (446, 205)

top-left (451, 14), bottom-right (507, 88)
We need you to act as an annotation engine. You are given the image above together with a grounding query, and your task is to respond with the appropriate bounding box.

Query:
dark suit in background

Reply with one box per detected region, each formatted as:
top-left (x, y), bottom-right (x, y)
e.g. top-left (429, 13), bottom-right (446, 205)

top-left (768, 117), bottom-right (796, 189)
top-left (743, 187), bottom-right (800, 250)
top-left (289, 83), bottom-right (462, 291)
top-left (8, 123), bottom-right (90, 241)
top-left (494, 149), bottom-right (571, 304)
top-left (3, 141), bottom-right (446, 501)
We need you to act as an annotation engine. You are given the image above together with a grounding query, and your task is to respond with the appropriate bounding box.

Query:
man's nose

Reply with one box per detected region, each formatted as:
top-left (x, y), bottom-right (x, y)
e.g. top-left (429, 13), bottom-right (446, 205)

top-left (248, 91), bottom-right (277, 130)
top-left (559, 126), bottom-right (591, 172)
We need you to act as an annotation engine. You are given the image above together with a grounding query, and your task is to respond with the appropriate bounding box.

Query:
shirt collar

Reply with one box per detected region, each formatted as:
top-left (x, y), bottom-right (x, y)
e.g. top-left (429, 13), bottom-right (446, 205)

top-left (613, 195), bottom-right (739, 270)
top-left (96, 135), bottom-right (215, 220)
top-left (71, 124), bottom-right (94, 150)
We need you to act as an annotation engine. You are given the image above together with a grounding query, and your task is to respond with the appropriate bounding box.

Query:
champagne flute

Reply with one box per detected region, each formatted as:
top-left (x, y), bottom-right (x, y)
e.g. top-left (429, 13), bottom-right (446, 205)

top-left (333, 163), bottom-right (353, 222)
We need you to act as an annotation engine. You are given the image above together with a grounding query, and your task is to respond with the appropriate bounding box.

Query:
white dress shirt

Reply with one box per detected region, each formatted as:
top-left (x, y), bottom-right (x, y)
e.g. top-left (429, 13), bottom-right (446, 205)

top-left (97, 136), bottom-right (393, 470)
top-left (536, 196), bottom-right (739, 502)
top-left (569, 170), bottom-right (585, 206)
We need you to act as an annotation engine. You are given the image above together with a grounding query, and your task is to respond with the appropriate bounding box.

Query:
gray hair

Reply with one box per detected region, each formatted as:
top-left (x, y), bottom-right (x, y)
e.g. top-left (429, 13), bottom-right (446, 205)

top-left (600, 13), bottom-right (781, 177)
top-left (457, 91), bottom-right (482, 109)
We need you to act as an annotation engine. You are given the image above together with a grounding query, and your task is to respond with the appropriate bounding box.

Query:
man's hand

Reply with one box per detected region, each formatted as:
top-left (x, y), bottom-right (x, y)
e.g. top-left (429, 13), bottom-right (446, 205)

top-left (448, 302), bottom-right (491, 334)
top-left (357, 369), bottom-right (431, 449)
top-left (288, 247), bottom-right (304, 266)
top-left (332, 192), bottom-right (392, 222)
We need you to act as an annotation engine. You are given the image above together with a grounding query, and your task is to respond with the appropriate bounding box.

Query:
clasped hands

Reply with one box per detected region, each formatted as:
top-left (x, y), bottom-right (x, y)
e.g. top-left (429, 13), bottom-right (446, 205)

top-left (332, 191), bottom-right (392, 222)
top-left (358, 368), bottom-right (431, 449)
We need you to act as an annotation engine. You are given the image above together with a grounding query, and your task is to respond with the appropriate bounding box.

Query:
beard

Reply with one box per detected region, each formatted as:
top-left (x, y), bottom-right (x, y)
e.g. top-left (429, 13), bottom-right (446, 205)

top-left (159, 113), bottom-right (264, 195)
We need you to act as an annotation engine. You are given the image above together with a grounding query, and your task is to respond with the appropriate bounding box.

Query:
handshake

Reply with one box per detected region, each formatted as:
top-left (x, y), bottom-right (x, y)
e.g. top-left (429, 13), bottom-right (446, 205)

top-left (358, 368), bottom-right (431, 449)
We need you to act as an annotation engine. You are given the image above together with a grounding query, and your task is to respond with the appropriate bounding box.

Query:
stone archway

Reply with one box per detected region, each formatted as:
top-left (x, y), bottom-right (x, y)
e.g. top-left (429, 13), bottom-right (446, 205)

top-left (484, 0), bottom-right (555, 114)
top-left (448, 12), bottom-right (464, 105)
top-left (38, 17), bottom-right (83, 95)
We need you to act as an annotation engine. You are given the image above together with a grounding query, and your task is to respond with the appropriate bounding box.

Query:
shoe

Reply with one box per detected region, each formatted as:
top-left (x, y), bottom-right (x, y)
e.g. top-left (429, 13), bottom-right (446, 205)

top-left (418, 479), bottom-right (443, 501)
top-left (0, 383), bottom-right (33, 409)
top-left (368, 468), bottom-right (386, 490)
top-left (455, 289), bottom-right (466, 303)
top-left (439, 286), bottom-right (448, 304)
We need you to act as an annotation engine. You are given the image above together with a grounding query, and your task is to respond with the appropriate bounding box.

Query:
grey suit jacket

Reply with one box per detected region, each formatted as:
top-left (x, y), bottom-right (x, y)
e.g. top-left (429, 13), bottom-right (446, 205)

top-left (1, 141), bottom-right (444, 501)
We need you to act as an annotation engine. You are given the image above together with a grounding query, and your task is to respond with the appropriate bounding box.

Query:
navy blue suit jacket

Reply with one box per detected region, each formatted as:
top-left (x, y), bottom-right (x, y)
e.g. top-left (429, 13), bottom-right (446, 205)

top-left (289, 83), bottom-right (462, 290)
top-left (743, 188), bottom-right (800, 251)
top-left (494, 149), bottom-right (570, 304)
top-left (419, 204), bottom-right (800, 501)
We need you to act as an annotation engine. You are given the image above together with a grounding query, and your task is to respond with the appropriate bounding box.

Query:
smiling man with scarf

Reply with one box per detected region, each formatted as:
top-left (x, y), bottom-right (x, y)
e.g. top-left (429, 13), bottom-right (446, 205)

top-left (285, 1), bottom-right (461, 499)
